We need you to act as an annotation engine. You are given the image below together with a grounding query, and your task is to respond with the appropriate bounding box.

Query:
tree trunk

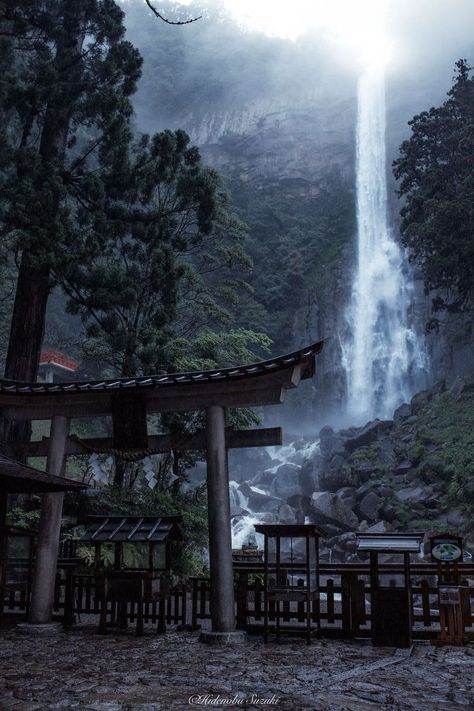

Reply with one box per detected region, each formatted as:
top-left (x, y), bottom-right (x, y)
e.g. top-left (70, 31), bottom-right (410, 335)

top-left (4, 255), bottom-right (50, 383)
top-left (2, 256), bottom-right (51, 457)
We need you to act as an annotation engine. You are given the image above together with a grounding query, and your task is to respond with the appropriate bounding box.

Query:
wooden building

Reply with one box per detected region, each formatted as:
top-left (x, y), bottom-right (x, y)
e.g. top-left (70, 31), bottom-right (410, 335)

top-left (0, 454), bottom-right (86, 626)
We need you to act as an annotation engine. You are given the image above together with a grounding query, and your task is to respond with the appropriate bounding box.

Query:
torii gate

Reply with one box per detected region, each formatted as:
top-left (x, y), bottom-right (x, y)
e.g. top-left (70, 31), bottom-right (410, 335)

top-left (0, 341), bottom-right (323, 643)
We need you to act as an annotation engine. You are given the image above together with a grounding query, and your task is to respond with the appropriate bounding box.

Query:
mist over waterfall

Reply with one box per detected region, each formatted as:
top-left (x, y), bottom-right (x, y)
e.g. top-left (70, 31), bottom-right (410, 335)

top-left (343, 62), bottom-right (426, 425)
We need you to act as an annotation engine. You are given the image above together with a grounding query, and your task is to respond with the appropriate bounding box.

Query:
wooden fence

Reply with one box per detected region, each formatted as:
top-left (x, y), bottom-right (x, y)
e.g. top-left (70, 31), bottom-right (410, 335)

top-left (3, 563), bottom-right (474, 640)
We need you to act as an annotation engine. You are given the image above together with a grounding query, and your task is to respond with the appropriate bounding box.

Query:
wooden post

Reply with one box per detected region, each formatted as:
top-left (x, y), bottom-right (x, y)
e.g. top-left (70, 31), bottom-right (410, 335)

top-left (0, 492), bottom-right (8, 627)
top-left (29, 416), bottom-right (69, 625)
top-left (203, 405), bottom-right (237, 637)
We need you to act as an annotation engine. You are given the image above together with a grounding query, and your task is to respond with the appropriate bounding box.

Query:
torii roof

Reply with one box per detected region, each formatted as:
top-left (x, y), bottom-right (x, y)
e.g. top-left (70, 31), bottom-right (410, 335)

top-left (0, 341), bottom-right (324, 420)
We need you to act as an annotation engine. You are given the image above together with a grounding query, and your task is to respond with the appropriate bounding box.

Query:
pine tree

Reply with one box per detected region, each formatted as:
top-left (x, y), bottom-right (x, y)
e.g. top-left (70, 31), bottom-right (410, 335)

top-left (0, 0), bottom-right (142, 383)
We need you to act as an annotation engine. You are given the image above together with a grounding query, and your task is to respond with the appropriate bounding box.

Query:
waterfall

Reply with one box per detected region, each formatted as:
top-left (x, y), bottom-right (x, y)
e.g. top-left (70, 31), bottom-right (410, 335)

top-left (343, 61), bottom-right (426, 424)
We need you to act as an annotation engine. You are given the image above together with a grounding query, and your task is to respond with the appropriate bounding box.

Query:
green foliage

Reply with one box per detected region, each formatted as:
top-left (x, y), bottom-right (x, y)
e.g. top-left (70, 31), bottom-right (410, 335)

top-left (7, 505), bottom-right (41, 530)
top-left (407, 443), bottom-right (425, 466)
top-left (224, 170), bottom-right (355, 353)
top-left (348, 445), bottom-right (380, 466)
top-left (167, 328), bottom-right (271, 373)
top-left (61, 128), bottom-right (228, 377)
top-left (394, 60), bottom-right (474, 316)
top-left (410, 381), bottom-right (474, 529)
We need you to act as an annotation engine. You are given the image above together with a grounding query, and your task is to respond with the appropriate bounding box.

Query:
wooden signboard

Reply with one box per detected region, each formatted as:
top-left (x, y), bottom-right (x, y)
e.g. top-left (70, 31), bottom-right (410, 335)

top-left (111, 393), bottom-right (148, 451)
top-left (429, 532), bottom-right (468, 646)
top-left (430, 534), bottom-right (463, 565)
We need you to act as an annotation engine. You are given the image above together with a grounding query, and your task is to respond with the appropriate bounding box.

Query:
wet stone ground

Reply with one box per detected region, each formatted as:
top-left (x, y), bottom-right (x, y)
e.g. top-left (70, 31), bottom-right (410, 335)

top-left (0, 627), bottom-right (473, 711)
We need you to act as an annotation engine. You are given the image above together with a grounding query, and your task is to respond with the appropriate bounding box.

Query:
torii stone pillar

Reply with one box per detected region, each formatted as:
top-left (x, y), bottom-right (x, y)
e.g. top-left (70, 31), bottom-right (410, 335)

top-left (29, 415), bottom-right (70, 626)
top-left (200, 405), bottom-right (245, 644)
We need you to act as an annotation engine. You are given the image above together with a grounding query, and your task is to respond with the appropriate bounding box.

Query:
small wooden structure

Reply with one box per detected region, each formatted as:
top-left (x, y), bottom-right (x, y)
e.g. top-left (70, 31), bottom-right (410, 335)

top-left (255, 523), bottom-right (326, 644)
top-left (0, 454), bottom-right (86, 626)
top-left (429, 532), bottom-right (469, 646)
top-left (80, 515), bottom-right (183, 634)
top-left (0, 527), bottom-right (35, 625)
top-left (232, 540), bottom-right (263, 564)
top-left (357, 532), bottom-right (423, 648)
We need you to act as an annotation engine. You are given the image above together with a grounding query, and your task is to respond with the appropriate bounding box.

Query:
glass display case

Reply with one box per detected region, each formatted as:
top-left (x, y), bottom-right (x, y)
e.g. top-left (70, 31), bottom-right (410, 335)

top-left (80, 515), bottom-right (183, 634)
top-left (254, 523), bottom-right (326, 644)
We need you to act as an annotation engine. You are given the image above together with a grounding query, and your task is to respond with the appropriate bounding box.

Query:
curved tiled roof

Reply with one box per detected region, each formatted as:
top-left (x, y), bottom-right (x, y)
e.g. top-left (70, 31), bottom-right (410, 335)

top-left (0, 341), bottom-right (324, 395)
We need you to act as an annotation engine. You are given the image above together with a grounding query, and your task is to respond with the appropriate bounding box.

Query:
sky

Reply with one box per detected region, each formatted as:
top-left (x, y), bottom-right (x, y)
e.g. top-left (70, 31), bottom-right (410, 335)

top-left (171, 0), bottom-right (474, 73)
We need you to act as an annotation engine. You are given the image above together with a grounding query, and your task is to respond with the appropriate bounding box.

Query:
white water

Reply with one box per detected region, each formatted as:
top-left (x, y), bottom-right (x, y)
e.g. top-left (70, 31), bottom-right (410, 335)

top-left (343, 62), bottom-right (426, 424)
top-left (230, 441), bottom-right (320, 547)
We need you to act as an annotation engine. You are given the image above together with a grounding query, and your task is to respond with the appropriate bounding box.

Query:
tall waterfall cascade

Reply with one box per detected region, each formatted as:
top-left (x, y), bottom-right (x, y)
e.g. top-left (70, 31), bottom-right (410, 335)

top-left (343, 61), bottom-right (427, 424)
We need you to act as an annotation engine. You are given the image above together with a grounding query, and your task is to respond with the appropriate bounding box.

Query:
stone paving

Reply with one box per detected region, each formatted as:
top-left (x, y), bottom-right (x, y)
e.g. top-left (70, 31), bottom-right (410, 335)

top-left (0, 626), bottom-right (473, 711)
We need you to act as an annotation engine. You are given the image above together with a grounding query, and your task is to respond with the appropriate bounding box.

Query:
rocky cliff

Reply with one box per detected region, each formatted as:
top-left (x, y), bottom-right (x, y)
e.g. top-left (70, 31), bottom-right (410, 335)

top-left (230, 379), bottom-right (474, 560)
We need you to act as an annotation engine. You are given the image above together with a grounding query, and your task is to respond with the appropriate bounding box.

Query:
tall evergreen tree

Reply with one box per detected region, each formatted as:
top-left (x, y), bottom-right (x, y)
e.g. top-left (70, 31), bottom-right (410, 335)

top-left (393, 60), bottom-right (474, 316)
top-left (0, 0), bottom-right (142, 383)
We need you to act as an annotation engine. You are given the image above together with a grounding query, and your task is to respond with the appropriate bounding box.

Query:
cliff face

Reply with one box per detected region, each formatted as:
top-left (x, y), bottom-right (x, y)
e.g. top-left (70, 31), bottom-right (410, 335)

top-left (185, 95), bottom-right (356, 187)
top-left (175, 92), bottom-right (358, 422)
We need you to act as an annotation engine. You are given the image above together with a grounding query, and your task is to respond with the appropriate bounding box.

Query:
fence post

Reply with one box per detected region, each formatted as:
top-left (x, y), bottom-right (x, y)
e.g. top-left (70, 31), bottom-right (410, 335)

top-left (63, 568), bottom-right (74, 628)
top-left (236, 572), bottom-right (248, 630)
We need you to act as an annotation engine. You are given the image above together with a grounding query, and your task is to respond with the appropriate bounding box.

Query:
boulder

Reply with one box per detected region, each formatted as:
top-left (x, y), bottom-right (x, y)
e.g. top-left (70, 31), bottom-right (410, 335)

top-left (238, 482), bottom-right (252, 497)
top-left (338, 532), bottom-right (358, 552)
top-left (344, 420), bottom-right (391, 453)
top-left (336, 486), bottom-right (357, 509)
top-left (394, 402), bottom-right (412, 423)
top-left (319, 426), bottom-right (335, 457)
top-left (349, 463), bottom-right (377, 484)
top-left (249, 469), bottom-right (276, 488)
top-left (271, 462), bottom-right (302, 499)
top-left (355, 480), bottom-right (383, 499)
top-left (381, 504), bottom-right (397, 522)
top-left (319, 461), bottom-right (354, 491)
top-left (358, 491), bottom-right (382, 521)
top-left (394, 460), bottom-right (412, 475)
top-left (286, 494), bottom-right (312, 515)
top-left (228, 447), bottom-right (275, 483)
top-left (367, 520), bottom-right (392, 533)
top-left (247, 487), bottom-right (278, 512)
top-left (395, 486), bottom-right (428, 504)
top-left (298, 459), bottom-right (320, 497)
top-left (311, 491), bottom-right (359, 530)
top-left (278, 503), bottom-right (298, 524)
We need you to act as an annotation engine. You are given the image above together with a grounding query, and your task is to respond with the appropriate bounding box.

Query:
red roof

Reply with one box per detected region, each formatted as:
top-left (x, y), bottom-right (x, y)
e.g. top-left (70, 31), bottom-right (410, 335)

top-left (39, 349), bottom-right (78, 372)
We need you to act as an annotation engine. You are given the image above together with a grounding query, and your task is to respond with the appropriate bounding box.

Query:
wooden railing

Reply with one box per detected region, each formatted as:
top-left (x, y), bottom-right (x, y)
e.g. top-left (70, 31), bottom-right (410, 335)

top-left (3, 562), bottom-right (474, 640)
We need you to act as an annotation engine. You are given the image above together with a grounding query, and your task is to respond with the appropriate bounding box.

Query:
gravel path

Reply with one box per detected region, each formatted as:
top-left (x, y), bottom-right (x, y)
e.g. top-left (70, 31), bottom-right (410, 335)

top-left (0, 627), bottom-right (473, 710)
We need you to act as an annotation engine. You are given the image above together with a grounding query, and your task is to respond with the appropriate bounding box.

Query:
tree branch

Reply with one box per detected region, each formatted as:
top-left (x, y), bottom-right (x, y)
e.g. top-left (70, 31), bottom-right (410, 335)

top-left (144, 1), bottom-right (202, 25)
